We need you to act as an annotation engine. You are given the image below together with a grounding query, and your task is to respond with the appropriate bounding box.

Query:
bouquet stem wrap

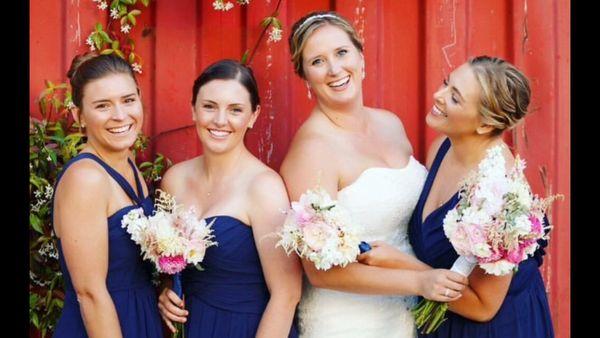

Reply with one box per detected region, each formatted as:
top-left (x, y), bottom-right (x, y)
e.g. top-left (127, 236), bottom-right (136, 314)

top-left (450, 255), bottom-right (477, 277)
top-left (172, 273), bottom-right (184, 338)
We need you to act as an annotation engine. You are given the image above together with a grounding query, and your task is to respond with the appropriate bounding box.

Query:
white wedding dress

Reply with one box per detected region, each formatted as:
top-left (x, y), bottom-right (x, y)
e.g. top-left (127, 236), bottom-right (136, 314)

top-left (297, 156), bottom-right (428, 338)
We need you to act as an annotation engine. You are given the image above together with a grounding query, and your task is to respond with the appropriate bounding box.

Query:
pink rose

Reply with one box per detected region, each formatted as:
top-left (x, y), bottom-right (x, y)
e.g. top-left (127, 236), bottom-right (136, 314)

top-left (303, 222), bottom-right (328, 251)
top-left (506, 247), bottom-right (525, 264)
top-left (529, 215), bottom-right (543, 235)
top-left (159, 255), bottom-right (187, 274)
top-left (292, 202), bottom-right (314, 226)
top-left (480, 248), bottom-right (504, 263)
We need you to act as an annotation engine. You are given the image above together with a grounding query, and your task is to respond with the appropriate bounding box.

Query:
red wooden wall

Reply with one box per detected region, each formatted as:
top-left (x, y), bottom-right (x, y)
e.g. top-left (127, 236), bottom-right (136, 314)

top-left (30, 0), bottom-right (570, 336)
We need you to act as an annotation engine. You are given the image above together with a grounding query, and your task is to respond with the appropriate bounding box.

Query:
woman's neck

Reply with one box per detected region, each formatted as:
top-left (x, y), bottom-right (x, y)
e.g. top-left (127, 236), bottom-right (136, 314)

top-left (83, 142), bottom-right (130, 170)
top-left (447, 134), bottom-right (504, 168)
top-left (201, 144), bottom-right (248, 184)
top-left (314, 96), bottom-right (367, 132)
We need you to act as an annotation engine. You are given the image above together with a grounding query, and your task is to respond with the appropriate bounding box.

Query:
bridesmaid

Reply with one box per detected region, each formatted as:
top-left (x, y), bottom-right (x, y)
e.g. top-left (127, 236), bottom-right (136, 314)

top-left (157, 59), bottom-right (302, 338)
top-left (409, 56), bottom-right (554, 337)
top-left (361, 56), bottom-right (554, 337)
top-left (52, 53), bottom-right (164, 337)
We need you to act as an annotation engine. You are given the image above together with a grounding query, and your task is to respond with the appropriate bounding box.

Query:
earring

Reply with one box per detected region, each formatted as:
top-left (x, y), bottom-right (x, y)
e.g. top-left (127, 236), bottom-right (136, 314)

top-left (306, 82), bottom-right (312, 100)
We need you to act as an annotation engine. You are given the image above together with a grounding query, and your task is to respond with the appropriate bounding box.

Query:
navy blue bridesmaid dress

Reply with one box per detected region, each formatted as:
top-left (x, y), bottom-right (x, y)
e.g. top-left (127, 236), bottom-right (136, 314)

top-left (182, 215), bottom-right (298, 337)
top-left (52, 153), bottom-right (164, 337)
top-left (408, 138), bottom-right (554, 337)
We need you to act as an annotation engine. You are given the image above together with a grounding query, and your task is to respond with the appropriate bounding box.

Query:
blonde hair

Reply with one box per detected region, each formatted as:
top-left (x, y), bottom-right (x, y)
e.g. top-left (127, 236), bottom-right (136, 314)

top-left (469, 56), bottom-right (531, 135)
top-left (288, 11), bottom-right (363, 79)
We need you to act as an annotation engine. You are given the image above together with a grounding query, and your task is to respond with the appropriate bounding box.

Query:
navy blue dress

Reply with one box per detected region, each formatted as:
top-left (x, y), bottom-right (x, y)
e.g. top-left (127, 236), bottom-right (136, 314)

top-left (408, 138), bottom-right (554, 337)
top-left (53, 153), bottom-right (164, 338)
top-left (182, 215), bottom-right (299, 337)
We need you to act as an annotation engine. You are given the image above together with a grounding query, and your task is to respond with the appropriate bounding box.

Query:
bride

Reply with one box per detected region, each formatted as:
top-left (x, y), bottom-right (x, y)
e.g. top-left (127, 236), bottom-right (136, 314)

top-left (280, 11), bottom-right (468, 338)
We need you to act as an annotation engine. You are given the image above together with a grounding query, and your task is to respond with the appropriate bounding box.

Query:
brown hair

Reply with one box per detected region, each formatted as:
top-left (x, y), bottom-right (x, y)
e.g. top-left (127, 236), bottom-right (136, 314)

top-left (469, 56), bottom-right (531, 135)
top-left (288, 11), bottom-right (363, 79)
top-left (67, 53), bottom-right (138, 109)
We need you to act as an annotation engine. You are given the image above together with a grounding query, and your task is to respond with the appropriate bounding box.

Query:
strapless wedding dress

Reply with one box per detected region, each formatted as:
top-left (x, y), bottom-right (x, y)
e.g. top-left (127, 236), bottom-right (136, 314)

top-left (297, 156), bottom-right (428, 338)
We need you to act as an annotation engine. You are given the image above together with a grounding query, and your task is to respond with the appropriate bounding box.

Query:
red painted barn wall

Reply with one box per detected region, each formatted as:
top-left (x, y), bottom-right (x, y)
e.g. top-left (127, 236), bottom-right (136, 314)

top-left (29, 1), bottom-right (570, 336)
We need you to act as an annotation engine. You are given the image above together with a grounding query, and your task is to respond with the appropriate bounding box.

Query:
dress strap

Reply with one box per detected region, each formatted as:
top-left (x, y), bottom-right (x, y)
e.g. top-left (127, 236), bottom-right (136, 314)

top-left (55, 153), bottom-right (143, 205)
top-left (128, 158), bottom-right (145, 200)
top-left (428, 137), bottom-right (452, 179)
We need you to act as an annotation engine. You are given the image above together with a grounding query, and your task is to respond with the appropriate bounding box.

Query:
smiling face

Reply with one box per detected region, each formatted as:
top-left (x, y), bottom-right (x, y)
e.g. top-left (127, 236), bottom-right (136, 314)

top-left (426, 63), bottom-right (489, 137)
top-left (301, 24), bottom-right (364, 108)
top-left (192, 79), bottom-right (259, 155)
top-left (74, 72), bottom-right (143, 154)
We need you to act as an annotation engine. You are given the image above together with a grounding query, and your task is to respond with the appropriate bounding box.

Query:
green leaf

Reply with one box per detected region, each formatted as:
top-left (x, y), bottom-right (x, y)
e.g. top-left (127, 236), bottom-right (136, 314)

top-left (127, 13), bottom-right (137, 26)
top-left (141, 0), bottom-right (150, 6)
top-left (111, 0), bottom-right (120, 9)
top-left (29, 293), bottom-right (39, 308)
top-left (49, 151), bottom-right (57, 165)
top-left (99, 31), bottom-right (112, 43)
top-left (129, 52), bottom-right (136, 64)
top-left (261, 17), bottom-right (273, 27)
top-left (119, 5), bottom-right (128, 16)
top-left (130, 9), bottom-right (141, 16)
top-left (114, 49), bottom-right (126, 59)
top-left (272, 18), bottom-right (282, 29)
top-left (101, 49), bottom-right (114, 55)
top-left (112, 40), bottom-right (120, 49)
top-left (93, 34), bottom-right (102, 48)
top-left (240, 50), bottom-right (250, 64)
top-left (95, 23), bottom-right (103, 31)
top-left (30, 214), bottom-right (44, 235)
top-left (120, 16), bottom-right (128, 26)
top-left (31, 312), bottom-right (39, 328)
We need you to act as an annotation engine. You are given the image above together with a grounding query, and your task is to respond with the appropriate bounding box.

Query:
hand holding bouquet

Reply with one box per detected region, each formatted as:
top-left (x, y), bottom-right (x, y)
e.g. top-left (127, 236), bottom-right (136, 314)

top-left (413, 145), bottom-right (562, 334)
top-left (121, 189), bottom-right (217, 337)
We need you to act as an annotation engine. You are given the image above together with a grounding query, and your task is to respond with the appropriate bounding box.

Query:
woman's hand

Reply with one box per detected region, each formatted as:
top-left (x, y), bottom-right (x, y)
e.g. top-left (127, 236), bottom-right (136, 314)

top-left (357, 240), bottom-right (412, 268)
top-left (417, 269), bottom-right (468, 302)
top-left (157, 287), bottom-right (188, 333)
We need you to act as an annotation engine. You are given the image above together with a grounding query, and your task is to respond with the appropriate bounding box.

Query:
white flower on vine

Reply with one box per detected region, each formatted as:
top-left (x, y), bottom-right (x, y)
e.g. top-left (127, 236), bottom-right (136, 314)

top-left (121, 24), bottom-right (131, 34)
top-left (212, 1), bottom-right (224, 10)
top-left (66, 101), bottom-right (76, 110)
top-left (110, 8), bottom-right (119, 20)
top-left (86, 35), bottom-right (96, 51)
top-left (47, 155), bottom-right (52, 162)
top-left (44, 185), bottom-right (54, 199)
top-left (213, 0), bottom-right (234, 11)
top-left (132, 63), bottom-right (143, 74)
top-left (268, 27), bottom-right (283, 43)
top-left (97, 1), bottom-right (108, 10)
top-left (34, 190), bottom-right (42, 199)
top-left (154, 176), bottom-right (162, 182)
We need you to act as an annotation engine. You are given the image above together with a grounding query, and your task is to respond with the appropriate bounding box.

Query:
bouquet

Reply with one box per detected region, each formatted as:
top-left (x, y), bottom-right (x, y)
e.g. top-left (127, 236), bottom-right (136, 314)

top-left (276, 185), bottom-right (371, 271)
top-left (413, 145), bottom-right (562, 334)
top-left (121, 189), bottom-right (217, 337)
